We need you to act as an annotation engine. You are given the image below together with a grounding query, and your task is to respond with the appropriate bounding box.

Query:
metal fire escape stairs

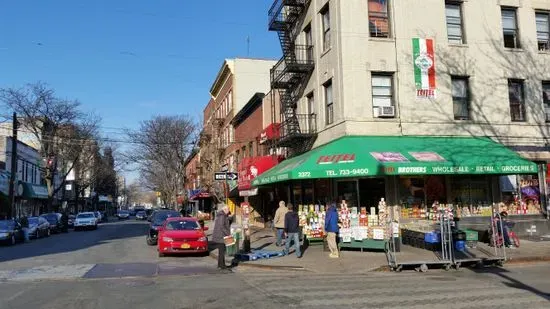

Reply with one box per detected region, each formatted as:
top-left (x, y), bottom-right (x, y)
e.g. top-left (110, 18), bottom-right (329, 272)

top-left (269, 0), bottom-right (315, 155)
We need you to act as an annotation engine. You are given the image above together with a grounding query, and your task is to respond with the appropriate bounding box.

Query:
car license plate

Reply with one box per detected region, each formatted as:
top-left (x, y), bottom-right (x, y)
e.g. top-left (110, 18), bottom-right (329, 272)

top-left (181, 243), bottom-right (190, 249)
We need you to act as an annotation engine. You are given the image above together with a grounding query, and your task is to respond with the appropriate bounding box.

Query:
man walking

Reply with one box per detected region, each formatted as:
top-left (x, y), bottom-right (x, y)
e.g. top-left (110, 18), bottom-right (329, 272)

top-left (212, 204), bottom-right (232, 271)
top-left (325, 201), bottom-right (340, 258)
top-left (284, 203), bottom-right (301, 258)
top-left (273, 200), bottom-right (288, 246)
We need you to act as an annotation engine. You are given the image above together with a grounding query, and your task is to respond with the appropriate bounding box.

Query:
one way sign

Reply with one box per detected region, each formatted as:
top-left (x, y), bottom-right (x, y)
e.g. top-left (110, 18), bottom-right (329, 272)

top-left (214, 172), bottom-right (238, 181)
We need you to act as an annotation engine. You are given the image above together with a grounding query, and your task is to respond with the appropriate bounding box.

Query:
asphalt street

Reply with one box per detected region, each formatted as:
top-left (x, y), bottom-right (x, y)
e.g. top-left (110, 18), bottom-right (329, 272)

top-left (0, 219), bottom-right (549, 309)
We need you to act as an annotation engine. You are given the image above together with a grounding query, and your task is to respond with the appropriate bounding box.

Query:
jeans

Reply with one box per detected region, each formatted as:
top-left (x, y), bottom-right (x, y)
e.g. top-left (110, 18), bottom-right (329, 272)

top-left (276, 228), bottom-right (285, 246)
top-left (499, 223), bottom-right (511, 246)
top-left (284, 232), bottom-right (301, 257)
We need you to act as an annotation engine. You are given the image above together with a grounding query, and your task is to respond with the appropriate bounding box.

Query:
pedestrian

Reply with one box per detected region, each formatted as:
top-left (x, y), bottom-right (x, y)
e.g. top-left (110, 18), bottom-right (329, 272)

top-left (273, 200), bottom-right (288, 246)
top-left (325, 201), bottom-right (340, 258)
top-left (212, 204), bottom-right (232, 271)
top-left (283, 203), bottom-right (302, 258)
top-left (60, 212), bottom-right (69, 233)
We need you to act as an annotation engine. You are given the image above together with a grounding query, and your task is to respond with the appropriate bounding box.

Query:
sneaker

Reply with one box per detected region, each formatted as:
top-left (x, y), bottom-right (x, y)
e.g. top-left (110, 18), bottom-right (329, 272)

top-left (297, 255), bottom-right (302, 259)
top-left (329, 253), bottom-right (339, 258)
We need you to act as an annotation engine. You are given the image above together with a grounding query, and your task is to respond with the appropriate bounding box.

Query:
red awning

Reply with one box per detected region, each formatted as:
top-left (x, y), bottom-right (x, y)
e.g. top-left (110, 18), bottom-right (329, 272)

top-left (259, 123), bottom-right (281, 144)
top-left (238, 155), bottom-right (282, 191)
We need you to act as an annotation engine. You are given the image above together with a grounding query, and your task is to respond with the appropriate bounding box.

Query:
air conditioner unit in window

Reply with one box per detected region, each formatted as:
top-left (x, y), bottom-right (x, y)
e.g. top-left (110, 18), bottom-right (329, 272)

top-left (373, 106), bottom-right (395, 118)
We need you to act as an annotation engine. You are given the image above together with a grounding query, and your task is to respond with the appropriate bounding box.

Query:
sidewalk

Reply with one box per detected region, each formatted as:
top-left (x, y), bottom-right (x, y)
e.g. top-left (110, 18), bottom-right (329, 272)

top-left (208, 223), bottom-right (550, 273)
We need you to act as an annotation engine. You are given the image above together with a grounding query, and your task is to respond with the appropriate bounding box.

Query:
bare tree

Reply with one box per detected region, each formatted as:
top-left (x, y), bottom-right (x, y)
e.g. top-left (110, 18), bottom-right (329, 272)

top-left (0, 82), bottom-right (100, 211)
top-left (126, 115), bottom-right (197, 206)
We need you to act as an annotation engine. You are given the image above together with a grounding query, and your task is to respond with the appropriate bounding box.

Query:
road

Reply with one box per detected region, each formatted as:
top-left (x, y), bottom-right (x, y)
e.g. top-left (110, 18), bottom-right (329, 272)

top-left (1, 220), bottom-right (549, 309)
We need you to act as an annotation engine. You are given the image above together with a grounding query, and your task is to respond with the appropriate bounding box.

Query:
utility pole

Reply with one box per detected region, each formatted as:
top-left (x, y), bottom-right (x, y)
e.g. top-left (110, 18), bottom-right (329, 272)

top-left (7, 112), bottom-right (18, 219)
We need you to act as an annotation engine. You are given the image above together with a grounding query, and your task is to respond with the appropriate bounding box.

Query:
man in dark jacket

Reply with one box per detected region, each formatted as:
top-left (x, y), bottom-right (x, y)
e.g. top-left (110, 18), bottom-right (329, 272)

top-left (283, 203), bottom-right (302, 258)
top-left (325, 202), bottom-right (340, 258)
top-left (212, 205), bottom-right (231, 270)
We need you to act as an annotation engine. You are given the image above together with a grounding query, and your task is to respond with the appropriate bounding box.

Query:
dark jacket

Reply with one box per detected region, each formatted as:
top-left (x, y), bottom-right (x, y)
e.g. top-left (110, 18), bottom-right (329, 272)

top-left (212, 210), bottom-right (230, 243)
top-left (325, 205), bottom-right (339, 233)
top-left (284, 211), bottom-right (300, 234)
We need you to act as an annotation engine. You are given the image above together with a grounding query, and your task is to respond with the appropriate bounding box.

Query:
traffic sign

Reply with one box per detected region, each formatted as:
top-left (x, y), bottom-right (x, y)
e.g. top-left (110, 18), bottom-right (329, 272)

top-left (214, 172), bottom-right (238, 181)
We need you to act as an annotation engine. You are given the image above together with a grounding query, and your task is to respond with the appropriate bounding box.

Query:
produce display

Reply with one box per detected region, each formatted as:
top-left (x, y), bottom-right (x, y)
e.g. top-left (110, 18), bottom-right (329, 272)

top-left (401, 200), bottom-right (541, 219)
top-left (298, 204), bottom-right (325, 239)
top-left (339, 198), bottom-right (397, 243)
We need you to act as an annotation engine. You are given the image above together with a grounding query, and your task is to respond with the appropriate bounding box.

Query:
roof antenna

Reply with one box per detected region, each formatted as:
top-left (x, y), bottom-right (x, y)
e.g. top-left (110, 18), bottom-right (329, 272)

top-left (247, 36), bottom-right (250, 57)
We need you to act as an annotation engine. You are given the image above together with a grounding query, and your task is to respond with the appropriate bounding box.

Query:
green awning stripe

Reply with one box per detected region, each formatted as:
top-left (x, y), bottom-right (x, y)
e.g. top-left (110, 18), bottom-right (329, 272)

top-left (252, 136), bottom-right (537, 186)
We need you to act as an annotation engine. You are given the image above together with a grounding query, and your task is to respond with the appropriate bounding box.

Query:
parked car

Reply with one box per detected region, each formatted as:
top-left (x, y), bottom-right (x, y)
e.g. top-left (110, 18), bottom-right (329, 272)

top-left (0, 219), bottom-right (25, 245)
top-left (135, 211), bottom-right (147, 220)
top-left (146, 210), bottom-right (181, 246)
top-left (93, 211), bottom-right (103, 223)
top-left (68, 215), bottom-right (76, 228)
top-left (27, 216), bottom-right (51, 238)
top-left (157, 217), bottom-right (209, 257)
top-left (40, 213), bottom-right (65, 234)
top-left (116, 210), bottom-right (130, 220)
top-left (74, 212), bottom-right (98, 231)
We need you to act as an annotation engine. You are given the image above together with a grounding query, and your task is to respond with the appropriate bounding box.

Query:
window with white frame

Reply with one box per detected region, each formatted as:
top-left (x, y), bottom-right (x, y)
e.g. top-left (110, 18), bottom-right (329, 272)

top-left (445, 2), bottom-right (464, 44)
top-left (369, 0), bottom-right (390, 38)
top-left (451, 76), bottom-right (470, 120)
top-left (228, 90), bottom-right (232, 111)
top-left (543, 82), bottom-right (550, 122)
top-left (508, 79), bottom-right (525, 121)
top-left (304, 24), bottom-right (313, 61)
top-left (324, 80), bottom-right (334, 125)
top-left (536, 12), bottom-right (550, 51)
top-left (307, 93), bottom-right (315, 132)
top-left (371, 74), bottom-right (393, 108)
top-left (501, 8), bottom-right (520, 48)
top-left (321, 5), bottom-right (331, 51)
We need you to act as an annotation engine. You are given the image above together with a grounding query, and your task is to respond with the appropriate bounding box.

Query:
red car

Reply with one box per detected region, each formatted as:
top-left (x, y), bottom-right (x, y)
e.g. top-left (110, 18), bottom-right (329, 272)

top-left (157, 217), bottom-right (209, 257)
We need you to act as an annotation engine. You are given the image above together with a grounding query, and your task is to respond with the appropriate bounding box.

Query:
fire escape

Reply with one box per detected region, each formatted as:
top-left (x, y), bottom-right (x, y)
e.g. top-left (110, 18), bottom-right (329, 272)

top-left (269, 0), bottom-right (316, 155)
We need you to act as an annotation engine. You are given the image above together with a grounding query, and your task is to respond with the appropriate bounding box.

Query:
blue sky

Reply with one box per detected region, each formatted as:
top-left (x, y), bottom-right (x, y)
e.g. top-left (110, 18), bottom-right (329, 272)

top-left (0, 0), bottom-right (280, 131)
top-left (0, 0), bottom-right (281, 180)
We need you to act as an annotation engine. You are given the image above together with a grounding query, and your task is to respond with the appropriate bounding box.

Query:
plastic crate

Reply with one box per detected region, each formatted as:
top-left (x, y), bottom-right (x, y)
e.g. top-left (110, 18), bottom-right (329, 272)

top-left (464, 229), bottom-right (479, 241)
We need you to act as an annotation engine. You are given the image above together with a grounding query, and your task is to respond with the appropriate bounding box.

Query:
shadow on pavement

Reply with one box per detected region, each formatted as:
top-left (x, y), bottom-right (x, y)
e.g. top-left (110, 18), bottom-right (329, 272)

top-left (468, 266), bottom-right (550, 301)
top-left (0, 221), bottom-right (149, 263)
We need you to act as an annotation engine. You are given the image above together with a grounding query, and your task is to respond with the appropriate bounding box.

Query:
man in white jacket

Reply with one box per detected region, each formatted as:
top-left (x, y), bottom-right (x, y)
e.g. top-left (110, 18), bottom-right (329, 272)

top-left (273, 201), bottom-right (288, 246)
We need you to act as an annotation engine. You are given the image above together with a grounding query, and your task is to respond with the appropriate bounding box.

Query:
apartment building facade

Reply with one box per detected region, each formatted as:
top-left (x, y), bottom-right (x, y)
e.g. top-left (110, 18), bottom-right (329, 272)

top-left (255, 0), bottom-right (550, 236)
top-left (199, 58), bottom-right (277, 206)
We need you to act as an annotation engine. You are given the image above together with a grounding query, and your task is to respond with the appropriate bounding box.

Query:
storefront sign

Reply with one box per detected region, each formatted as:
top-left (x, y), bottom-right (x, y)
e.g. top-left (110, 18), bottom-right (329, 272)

top-left (371, 152), bottom-right (409, 162)
top-left (238, 155), bottom-right (280, 191)
top-left (409, 152), bottom-right (445, 162)
top-left (413, 38), bottom-right (436, 99)
top-left (316, 154), bottom-right (355, 165)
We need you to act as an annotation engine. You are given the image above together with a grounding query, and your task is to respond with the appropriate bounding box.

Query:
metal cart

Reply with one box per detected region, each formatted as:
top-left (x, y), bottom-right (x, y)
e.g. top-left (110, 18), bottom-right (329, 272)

top-left (386, 209), bottom-right (454, 273)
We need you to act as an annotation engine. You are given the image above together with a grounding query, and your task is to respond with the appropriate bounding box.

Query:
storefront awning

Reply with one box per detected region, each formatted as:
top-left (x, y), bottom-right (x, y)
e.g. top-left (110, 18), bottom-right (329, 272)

top-left (252, 136), bottom-right (538, 186)
top-left (18, 182), bottom-right (49, 199)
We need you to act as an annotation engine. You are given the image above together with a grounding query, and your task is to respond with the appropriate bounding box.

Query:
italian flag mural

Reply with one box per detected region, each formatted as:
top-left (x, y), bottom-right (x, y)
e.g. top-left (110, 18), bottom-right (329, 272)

top-left (412, 38), bottom-right (436, 98)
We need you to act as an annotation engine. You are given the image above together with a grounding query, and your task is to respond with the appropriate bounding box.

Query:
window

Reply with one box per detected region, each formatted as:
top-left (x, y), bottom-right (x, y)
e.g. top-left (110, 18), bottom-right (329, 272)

top-left (501, 8), bottom-right (520, 48)
top-left (451, 76), bottom-right (470, 120)
top-left (304, 25), bottom-right (313, 61)
top-left (508, 79), bottom-right (525, 121)
top-left (229, 125), bottom-right (234, 143)
top-left (248, 141), bottom-right (253, 157)
top-left (371, 74), bottom-right (393, 107)
top-left (321, 5), bottom-right (331, 51)
top-left (307, 93), bottom-right (315, 132)
top-left (445, 2), bottom-right (464, 44)
top-left (369, 0), bottom-right (390, 38)
top-left (324, 80), bottom-right (334, 125)
top-left (536, 12), bottom-right (550, 51)
top-left (543, 82), bottom-right (550, 122)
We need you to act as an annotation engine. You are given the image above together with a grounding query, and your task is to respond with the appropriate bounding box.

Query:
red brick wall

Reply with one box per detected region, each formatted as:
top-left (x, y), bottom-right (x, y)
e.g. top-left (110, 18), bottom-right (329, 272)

top-left (234, 103), bottom-right (264, 162)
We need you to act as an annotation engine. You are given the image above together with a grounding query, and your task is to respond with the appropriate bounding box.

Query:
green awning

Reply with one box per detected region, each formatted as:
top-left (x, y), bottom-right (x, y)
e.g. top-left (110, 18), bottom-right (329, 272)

top-left (252, 136), bottom-right (537, 186)
top-left (18, 182), bottom-right (49, 199)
